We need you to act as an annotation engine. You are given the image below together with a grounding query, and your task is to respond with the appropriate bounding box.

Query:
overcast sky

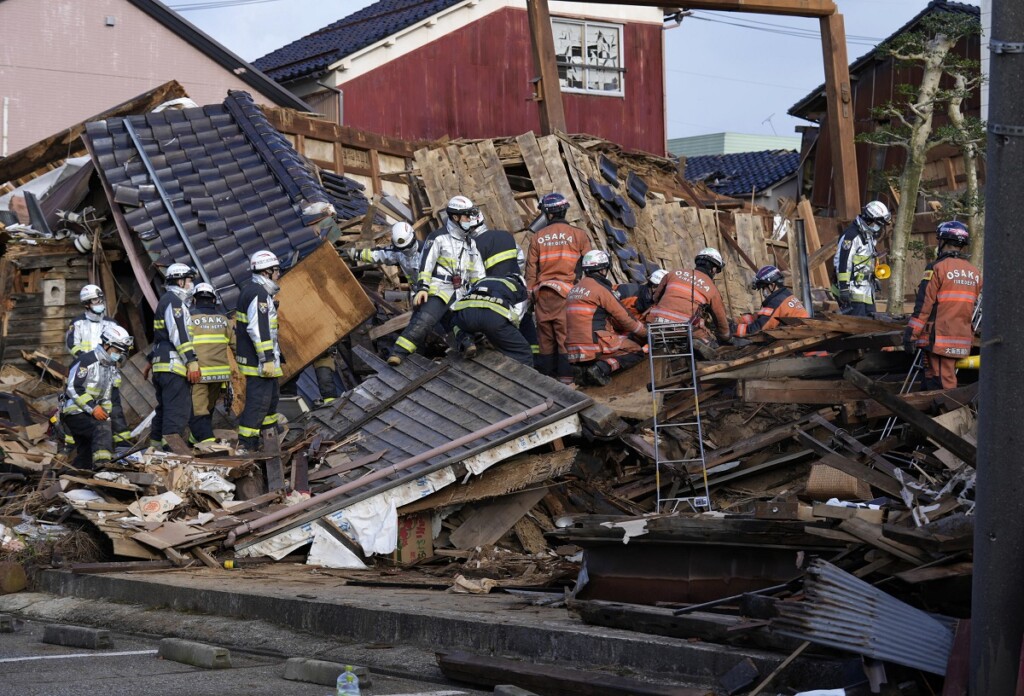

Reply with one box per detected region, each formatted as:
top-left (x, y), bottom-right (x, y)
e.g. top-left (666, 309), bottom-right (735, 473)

top-left (174, 0), bottom-right (944, 142)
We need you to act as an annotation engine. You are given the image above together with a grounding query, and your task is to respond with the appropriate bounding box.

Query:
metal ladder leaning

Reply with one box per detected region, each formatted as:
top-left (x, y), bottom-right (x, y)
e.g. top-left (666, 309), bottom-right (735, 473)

top-left (647, 320), bottom-right (711, 513)
top-left (881, 292), bottom-right (983, 440)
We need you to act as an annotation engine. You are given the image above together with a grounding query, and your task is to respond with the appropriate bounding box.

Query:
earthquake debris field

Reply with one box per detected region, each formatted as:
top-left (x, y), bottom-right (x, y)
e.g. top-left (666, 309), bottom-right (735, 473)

top-left (0, 84), bottom-right (980, 695)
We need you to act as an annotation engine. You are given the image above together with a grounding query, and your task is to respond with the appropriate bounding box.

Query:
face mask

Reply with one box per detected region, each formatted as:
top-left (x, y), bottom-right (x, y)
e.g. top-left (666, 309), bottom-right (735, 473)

top-left (89, 303), bottom-right (105, 315)
top-left (109, 351), bottom-right (123, 364)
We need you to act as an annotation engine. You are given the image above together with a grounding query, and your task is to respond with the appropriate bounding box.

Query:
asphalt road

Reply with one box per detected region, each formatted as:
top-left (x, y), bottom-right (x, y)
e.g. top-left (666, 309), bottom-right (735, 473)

top-left (0, 618), bottom-right (485, 696)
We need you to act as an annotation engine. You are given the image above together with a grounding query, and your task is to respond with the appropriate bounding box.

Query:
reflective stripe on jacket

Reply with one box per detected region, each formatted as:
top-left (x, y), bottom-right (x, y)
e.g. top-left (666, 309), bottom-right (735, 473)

top-left (833, 221), bottom-right (877, 304)
top-left (418, 222), bottom-right (484, 303)
top-left (525, 222), bottom-right (591, 298)
top-left (565, 275), bottom-right (646, 362)
top-left (735, 288), bottom-right (808, 337)
top-left (648, 269), bottom-right (731, 342)
top-left (66, 314), bottom-right (118, 358)
top-left (453, 276), bottom-right (528, 322)
top-left (63, 349), bottom-right (120, 416)
top-left (190, 306), bottom-right (233, 383)
top-left (358, 242), bottom-right (422, 283)
top-left (235, 277), bottom-right (282, 378)
top-left (152, 287), bottom-right (197, 376)
top-left (909, 254), bottom-right (982, 358)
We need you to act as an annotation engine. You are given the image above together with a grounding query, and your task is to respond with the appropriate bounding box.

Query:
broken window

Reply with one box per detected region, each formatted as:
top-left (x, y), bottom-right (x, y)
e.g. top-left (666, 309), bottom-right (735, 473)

top-left (552, 18), bottom-right (624, 97)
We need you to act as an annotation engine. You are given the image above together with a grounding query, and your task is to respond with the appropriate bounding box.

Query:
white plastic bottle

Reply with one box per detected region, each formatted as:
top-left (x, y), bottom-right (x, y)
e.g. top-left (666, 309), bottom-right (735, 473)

top-left (336, 665), bottom-right (360, 696)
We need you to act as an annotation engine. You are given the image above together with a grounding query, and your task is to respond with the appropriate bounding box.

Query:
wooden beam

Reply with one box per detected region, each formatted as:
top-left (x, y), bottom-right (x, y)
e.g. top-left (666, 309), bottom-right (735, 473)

top-left (527, 0), bottom-right (568, 135)
top-left (820, 13), bottom-right (860, 219)
top-left (739, 378), bottom-right (870, 405)
top-left (843, 366), bottom-right (977, 465)
top-left (563, 0), bottom-right (836, 17)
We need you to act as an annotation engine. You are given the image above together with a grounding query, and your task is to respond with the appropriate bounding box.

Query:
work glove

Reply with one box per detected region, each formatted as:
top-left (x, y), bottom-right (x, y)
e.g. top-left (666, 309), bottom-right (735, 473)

top-left (903, 332), bottom-right (917, 354)
top-left (186, 361), bottom-right (202, 384)
top-left (838, 286), bottom-right (852, 308)
top-left (91, 405), bottom-right (109, 421)
top-left (413, 290), bottom-right (429, 307)
top-left (259, 361), bottom-right (277, 378)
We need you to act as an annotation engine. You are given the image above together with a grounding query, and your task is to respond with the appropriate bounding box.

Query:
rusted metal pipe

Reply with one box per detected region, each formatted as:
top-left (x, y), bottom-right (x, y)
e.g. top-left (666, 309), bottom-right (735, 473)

top-left (225, 399), bottom-right (553, 546)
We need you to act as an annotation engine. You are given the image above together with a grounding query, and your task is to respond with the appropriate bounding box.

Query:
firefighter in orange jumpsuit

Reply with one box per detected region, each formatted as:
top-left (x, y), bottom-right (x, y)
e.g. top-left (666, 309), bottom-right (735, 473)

top-left (565, 250), bottom-right (647, 386)
top-left (905, 221), bottom-right (981, 390)
top-left (525, 193), bottom-right (592, 385)
top-left (648, 248), bottom-right (733, 349)
top-left (735, 265), bottom-right (809, 336)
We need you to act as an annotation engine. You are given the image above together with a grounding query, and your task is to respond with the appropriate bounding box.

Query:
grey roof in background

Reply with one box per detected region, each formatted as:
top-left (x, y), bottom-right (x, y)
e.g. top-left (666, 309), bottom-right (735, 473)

top-left (305, 347), bottom-right (592, 498)
top-left (84, 91), bottom-right (370, 308)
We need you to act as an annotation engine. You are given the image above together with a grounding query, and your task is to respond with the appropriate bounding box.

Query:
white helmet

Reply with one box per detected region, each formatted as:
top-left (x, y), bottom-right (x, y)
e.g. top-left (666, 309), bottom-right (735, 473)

top-left (446, 195), bottom-right (483, 233)
top-left (250, 250), bottom-right (280, 272)
top-left (165, 263), bottom-right (196, 281)
top-left (648, 269), bottom-right (668, 286)
top-left (695, 247), bottom-right (725, 273)
top-left (860, 200), bottom-right (892, 234)
top-left (80, 284), bottom-right (104, 304)
top-left (193, 282), bottom-right (216, 300)
top-left (391, 221), bottom-right (416, 250)
top-left (581, 249), bottom-right (611, 273)
top-left (100, 324), bottom-right (133, 353)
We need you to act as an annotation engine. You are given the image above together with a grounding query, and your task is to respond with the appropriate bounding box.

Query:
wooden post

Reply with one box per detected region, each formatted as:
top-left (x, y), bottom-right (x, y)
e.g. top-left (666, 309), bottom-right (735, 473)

top-left (526, 0), bottom-right (567, 135)
top-left (820, 12), bottom-right (860, 220)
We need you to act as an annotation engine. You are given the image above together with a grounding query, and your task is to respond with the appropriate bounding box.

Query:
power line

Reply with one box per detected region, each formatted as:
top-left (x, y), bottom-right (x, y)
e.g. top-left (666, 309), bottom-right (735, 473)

top-left (168, 0), bottom-right (290, 11)
top-left (666, 67), bottom-right (809, 93)
top-left (686, 11), bottom-right (882, 46)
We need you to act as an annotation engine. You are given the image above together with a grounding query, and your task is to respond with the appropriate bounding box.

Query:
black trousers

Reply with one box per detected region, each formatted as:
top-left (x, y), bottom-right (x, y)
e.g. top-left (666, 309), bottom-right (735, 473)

top-left (392, 296), bottom-right (453, 356)
top-left (152, 371), bottom-right (192, 443)
top-left (453, 307), bottom-right (534, 366)
top-left (518, 307), bottom-right (539, 367)
top-left (64, 412), bottom-right (112, 470)
top-left (238, 376), bottom-right (280, 449)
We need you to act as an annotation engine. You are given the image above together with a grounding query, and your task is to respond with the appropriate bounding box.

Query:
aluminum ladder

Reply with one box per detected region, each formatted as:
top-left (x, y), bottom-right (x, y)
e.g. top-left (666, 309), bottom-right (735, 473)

top-left (647, 320), bottom-right (711, 513)
top-left (881, 293), bottom-right (983, 440)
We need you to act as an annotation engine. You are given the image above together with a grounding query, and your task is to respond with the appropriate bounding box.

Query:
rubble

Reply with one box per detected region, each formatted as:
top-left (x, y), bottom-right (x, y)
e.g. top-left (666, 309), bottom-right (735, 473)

top-left (0, 88), bottom-right (981, 693)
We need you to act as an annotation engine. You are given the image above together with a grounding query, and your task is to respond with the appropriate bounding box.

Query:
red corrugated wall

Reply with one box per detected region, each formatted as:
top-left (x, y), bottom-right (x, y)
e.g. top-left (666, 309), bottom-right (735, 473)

top-left (337, 7), bottom-right (665, 155)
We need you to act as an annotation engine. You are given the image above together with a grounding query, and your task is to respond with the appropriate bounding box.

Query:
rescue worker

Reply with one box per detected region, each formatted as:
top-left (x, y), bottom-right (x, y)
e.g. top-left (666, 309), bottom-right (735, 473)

top-left (346, 221), bottom-right (422, 287)
top-left (525, 193), bottom-right (592, 385)
top-left (66, 285), bottom-right (118, 358)
top-left (476, 226), bottom-right (537, 359)
top-left (150, 263), bottom-right (202, 448)
top-left (565, 250), bottom-right (648, 386)
top-left (187, 283), bottom-right (232, 444)
top-left (235, 250), bottom-right (284, 453)
top-left (735, 265), bottom-right (809, 337)
top-left (387, 195), bottom-right (484, 366)
top-left (648, 248), bottom-right (732, 348)
top-left (63, 285), bottom-right (128, 448)
top-left (62, 325), bottom-right (133, 470)
top-left (615, 268), bottom-right (664, 321)
top-left (834, 200), bottom-right (891, 317)
top-left (452, 274), bottom-right (533, 366)
top-left (904, 221), bottom-right (981, 390)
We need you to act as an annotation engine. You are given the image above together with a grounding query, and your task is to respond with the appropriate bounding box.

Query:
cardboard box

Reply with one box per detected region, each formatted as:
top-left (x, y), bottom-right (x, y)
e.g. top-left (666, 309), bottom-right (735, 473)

top-left (394, 512), bottom-right (433, 565)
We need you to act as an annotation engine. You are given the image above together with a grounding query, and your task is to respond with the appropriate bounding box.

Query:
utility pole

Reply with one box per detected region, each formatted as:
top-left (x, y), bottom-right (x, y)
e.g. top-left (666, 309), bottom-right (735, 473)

top-left (526, 0), bottom-right (567, 135)
top-left (970, 0), bottom-right (1024, 693)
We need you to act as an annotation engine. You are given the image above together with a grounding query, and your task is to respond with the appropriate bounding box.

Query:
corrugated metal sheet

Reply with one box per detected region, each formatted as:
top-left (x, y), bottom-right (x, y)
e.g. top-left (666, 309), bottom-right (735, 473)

top-left (306, 347), bottom-right (591, 500)
top-left (83, 90), bottom-right (370, 308)
top-left (772, 558), bottom-right (955, 675)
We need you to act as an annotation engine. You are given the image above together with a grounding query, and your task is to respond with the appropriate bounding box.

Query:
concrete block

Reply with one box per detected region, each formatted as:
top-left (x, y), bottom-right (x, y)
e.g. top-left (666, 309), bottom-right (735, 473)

top-left (494, 686), bottom-right (539, 696)
top-left (282, 658), bottom-right (370, 687)
top-left (42, 624), bottom-right (111, 649)
top-left (158, 637), bottom-right (231, 669)
top-left (0, 614), bottom-right (13, 633)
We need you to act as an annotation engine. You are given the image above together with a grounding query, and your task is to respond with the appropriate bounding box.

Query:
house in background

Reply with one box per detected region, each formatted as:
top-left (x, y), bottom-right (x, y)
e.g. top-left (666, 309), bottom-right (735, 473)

top-left (0, 0), bottom-right (308, 155)
top-left (789, 1), bottom-right (981, 218)
top-left (668, 133), bottom-right (800, 159)
top-left (683, 150), bottom-right (800, 213)
top-left (253, 1), bottom-right (666, 155)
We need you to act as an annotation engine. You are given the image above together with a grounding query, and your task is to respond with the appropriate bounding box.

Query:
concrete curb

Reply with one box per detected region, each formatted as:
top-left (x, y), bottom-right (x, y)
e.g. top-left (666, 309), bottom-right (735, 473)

top-left (42, 624), bottom-right (112, 649)
top-left (158, 637), bottom-right (232, 669)
top-left (283, 658), bottom-right (371, 688)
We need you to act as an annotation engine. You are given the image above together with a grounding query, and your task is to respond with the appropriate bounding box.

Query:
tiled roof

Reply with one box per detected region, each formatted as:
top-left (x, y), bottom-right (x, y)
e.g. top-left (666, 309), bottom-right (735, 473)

top-left (683, 150), bottom-right (800, 197)
top-left (253, 0), bottom-right (464, 83)
top-left (84, 91), bottom-right (370, 308)
top-left (790, 1), bottom-right (980, 119)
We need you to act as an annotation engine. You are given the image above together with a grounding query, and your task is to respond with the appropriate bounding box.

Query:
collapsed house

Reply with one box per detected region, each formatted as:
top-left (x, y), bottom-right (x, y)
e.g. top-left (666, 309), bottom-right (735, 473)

top-left (0, 86), bottom-right (980, 694)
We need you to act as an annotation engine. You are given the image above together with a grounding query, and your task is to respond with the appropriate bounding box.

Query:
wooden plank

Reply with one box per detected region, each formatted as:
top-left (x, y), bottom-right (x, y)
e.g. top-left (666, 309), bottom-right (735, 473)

top-left (477, 140), bottom-right (524, 232)
top-left (797, 198), bottom-right (830, 287)
top-left (740, 378), bottom-right (874, 404)
top-left (536, 136), bottom-right (582, 225)
top-left (449, 488), bottom-right (548, 549)
top-left (309, 451), bottom-right (387, 483)
top-left (261, 428), bottom-right (285, 492)
top-left (819, 12), bottom-right (860, 219)
top-left (695, 333), bottom-right (843, 378)
top-left (526, 0), bottom-right (568, 134)
top-left (838, 517), bottom-right (928, 564)
top-left (843, 366), bottom-right (977, 465)
top-left (516, 132), bottom-right (553, 195)
top-left (513, 517), bottom-right (549, 554)
top-left (941, 619), bottom-right (971, 696)
top-left (368, 311), bottom-right (412, 341)
top-left (734, 212), bottom-right (769, 269)
top-left (796, 443), bottom-right (905, 500)
top-left (276, 242), bottom-right (375, 382)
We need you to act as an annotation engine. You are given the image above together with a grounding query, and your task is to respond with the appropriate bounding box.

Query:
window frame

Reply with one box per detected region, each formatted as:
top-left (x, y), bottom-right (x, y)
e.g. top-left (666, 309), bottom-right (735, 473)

top-left (551, 17), bottom-right (626, 98)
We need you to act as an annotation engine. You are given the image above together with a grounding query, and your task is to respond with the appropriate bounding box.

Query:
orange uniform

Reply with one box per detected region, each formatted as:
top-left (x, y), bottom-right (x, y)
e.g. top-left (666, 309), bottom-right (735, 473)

top-left (908, 254), bottom-right (981, 389)
top-left (648, 269), bottom-right (731, 343)
top-left (565, 276), bottom-right (647, 370)
top-left (526, 222), bottom-right (592, 383)
top-left (735, 288), bottom-right (808, 337)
